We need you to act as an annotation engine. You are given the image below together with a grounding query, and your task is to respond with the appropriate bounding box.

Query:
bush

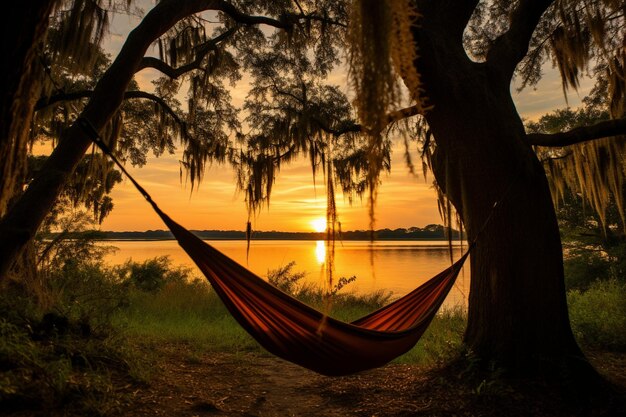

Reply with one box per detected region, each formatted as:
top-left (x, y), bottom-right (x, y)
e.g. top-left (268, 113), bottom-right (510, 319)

top-left (267, 261), bottom-right (307, 295)
top-left (266, 261), bottom-right (388, 312)
top-left (0, 310), bottom-right (146, 415)
top-left (0, 260), bottom-right (147, 416)
top-left (563, 249), bottom-right (611, 291)
top-left (47, 261), bottom-right (129, 335)
top-left (567, 279), bottom-right (626, 351)
top-left (116, 256), bottom-right (194, 293)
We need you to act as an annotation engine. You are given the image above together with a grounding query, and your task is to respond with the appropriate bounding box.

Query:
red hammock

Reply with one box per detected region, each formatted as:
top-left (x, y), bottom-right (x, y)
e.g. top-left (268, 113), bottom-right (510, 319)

top-left (152, 204), bottom-right (468, 376)
top-left (77, 117), bottom-right (470, 376)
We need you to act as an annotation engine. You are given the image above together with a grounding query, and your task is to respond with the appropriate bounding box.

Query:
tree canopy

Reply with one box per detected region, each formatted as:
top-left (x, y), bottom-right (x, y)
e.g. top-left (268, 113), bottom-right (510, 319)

top-left (6, 0), bottom-right (626, 230)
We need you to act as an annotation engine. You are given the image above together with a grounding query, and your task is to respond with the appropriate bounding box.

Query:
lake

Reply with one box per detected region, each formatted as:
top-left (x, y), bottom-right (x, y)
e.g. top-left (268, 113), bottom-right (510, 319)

top-left (103, 240), bottom-right (470, 308)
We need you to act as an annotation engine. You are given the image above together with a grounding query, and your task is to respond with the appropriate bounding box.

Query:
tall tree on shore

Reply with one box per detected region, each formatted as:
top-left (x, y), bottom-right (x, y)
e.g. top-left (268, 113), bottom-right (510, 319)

top-left (390, 0), bottom-right (625, 374)
top-left (0, 1), bottom-right (58, 216)
top-left (1, 0), bottom-right (626, 379)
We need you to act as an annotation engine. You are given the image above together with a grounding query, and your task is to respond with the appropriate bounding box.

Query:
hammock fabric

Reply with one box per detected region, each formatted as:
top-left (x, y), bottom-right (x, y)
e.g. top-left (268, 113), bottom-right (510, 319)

top-left (151, 204), bottom-right (468, 376)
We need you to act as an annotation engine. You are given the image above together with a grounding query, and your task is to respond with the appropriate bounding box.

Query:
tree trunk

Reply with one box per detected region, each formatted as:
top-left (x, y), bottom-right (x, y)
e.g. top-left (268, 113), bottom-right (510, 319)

top-left (0, 1), bottom-right (57, 217)
top-left (429, 102), bottom-right (585, 374)
top-left (411, 25), bottom-right (587, 375)
top-left (0, 0), bottom-right (214, 278)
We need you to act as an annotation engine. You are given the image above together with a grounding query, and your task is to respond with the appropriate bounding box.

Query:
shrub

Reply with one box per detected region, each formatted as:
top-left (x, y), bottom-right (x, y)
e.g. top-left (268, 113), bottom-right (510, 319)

top-left (563, 250), bottom-right (611, 291)
top-left (116, 256), bottom-right (193, 293)
top-left (567, 279), bottom-right (626, 351)
top-left (267, 261), bottom-right (307, 295)
top-left (0, 304), bottom-right (144, 416)
top-left (0, 259), bottom-right (147, 415)
top-left (47, 261), bottom-right (129, 335)
top-left (266, 261), bottom-right (378, 309)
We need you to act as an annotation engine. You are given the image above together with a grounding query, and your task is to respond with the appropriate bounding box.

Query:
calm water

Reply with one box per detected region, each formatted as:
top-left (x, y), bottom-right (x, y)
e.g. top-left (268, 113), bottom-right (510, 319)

top-left (103, 240), bottom-right (470, 308)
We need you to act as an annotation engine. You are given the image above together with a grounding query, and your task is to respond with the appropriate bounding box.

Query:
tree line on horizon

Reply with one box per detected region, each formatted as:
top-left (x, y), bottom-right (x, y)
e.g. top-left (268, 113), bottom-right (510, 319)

top-left (40, 224), bottom-right (464, 241)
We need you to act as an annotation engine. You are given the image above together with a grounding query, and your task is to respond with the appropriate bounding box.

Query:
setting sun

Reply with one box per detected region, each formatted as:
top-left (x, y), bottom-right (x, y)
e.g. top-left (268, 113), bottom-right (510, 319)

top-left (310, 217), bottom-right (327, 233)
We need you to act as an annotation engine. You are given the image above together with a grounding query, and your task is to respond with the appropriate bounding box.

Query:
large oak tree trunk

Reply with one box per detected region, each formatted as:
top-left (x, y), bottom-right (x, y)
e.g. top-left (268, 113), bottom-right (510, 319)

top-left (412, 19), bottom-right (586, 374)
top-left (428, 94), bottom-right (584, 373)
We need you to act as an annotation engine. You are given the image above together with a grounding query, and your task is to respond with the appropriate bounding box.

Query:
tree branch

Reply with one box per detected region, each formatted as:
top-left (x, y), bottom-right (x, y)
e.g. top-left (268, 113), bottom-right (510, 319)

top-left (486, 0), bottom-right (554, 78)
top-left (214, 0), bottom-right (346, 29)
top-left (318, 104), bottom-right (423, 137)
top-left (209, 0), bottom-right (289, 28)
top-left (316, 119), bottom-right (361, 137)
top-left (273, 87), bottom-right (305, 104)
top-left (135, 2), bottom-right (346, 77)
top-left (136, 27), bottom-right (238, 77)
top-left (124, 91), bottom-right (188, 135)
top-left (35, 91), bottom-right (92, 110)
top-left (527, 117), bottom-right (626, 147)
top-left (36, 89), bottom-right (189, 139)
top-left (539, 151), bottom-right (572, 163)
top-left (384, 104), bottom-right (422, 125)
top-left (292, 13), bottom-right (347, 28)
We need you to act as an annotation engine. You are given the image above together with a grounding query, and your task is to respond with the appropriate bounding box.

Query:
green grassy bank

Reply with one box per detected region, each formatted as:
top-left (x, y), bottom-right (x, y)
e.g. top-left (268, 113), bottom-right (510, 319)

top-left (115, 259), bottom-right (467, 365)
top-left (1, 256), bottom-right (624, 415)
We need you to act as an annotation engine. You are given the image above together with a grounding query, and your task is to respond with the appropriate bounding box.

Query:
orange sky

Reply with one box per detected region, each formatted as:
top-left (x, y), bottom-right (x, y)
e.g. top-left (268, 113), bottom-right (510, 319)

top-left (91, 6), bottom-right (593, 232)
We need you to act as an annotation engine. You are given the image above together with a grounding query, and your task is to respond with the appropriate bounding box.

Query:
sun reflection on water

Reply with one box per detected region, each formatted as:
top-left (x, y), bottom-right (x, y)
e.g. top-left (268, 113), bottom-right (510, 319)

top-left (315, 240), bottom-right (325, 264)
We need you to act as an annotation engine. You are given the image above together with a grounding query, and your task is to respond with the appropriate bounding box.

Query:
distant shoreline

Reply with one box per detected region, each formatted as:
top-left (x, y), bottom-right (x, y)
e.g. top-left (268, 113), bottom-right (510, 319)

top-left (44, 225), bottom-right (465, 242)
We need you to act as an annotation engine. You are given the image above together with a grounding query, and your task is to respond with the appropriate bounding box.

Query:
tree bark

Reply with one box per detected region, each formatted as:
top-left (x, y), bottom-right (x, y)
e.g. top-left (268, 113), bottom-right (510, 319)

top-left (0, 1), bottom-right (57, 217)
top-left (412, 8), bottom-right (587, 375)
top-left (429, 92), bottom-right (584, 373)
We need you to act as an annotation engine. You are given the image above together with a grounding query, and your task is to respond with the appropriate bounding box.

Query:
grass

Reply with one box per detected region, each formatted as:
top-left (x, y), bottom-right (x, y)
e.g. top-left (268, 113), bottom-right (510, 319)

top-left (2, 255), bottom-right (624, 416)
top-left (0, 311), bottom-right (146, 416)
top-left (118, 281), bottom-right (257, 351)
top-left (116, 267), bottom-right (467, 366)
top-left (0, 260), bottom-right (148, 416)
top-left (117, 257), bottom-right (626, 363)
top-left (395, 307), bottom-right (467, 365)
top-left (567, 279), bottom-right (626, 351)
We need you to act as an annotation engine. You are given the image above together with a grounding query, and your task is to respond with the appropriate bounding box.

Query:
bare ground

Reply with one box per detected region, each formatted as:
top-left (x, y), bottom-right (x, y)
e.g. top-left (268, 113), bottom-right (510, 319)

top-left (118, 344), bottom-right (626, 417)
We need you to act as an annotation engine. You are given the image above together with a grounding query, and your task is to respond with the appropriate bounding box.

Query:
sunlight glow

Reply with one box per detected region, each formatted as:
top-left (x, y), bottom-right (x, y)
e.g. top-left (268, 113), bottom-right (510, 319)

top-left (315, 240), bottom-right (326, 264)
top-left (311, 217), bottom-right (327, 233)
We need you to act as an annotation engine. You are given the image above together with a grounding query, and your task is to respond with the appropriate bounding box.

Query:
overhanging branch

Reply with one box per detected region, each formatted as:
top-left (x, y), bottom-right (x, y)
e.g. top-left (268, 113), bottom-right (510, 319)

top-left (36, 89), bottom-right (190, 139)
top-left (212, 0), bottom-right (290, 28)
top-left (272, 86), bottom-right (422, 137)
top-left (321, 104), bottom-right (423, 137)
top-left (35, 91), bottom-right (92, 110)
top-left (124, 91), bottom-right (188, 136)
top-left (384, 104), bottom-right (422, 125)
top-left (213, 0), bottom-right (346, 29)
top-left (527, 117), bottom-right (626, 147)
top-left (486, 0), bottom-right (554, 78)
top-left (0, 0), bottom-right (324, 280)
top-left (136, 27), bottom-right (238, 78)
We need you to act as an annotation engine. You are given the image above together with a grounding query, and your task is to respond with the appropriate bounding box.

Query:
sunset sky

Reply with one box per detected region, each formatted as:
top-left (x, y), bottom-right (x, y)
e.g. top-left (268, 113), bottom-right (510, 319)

top-left (93, 6), bottom-right (593, 233)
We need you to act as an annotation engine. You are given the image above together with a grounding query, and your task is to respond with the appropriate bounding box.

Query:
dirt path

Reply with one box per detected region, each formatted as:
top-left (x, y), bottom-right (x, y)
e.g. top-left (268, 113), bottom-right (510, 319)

top-left (123, 345), bottom-right (434, 416)
top-left (121, 345), bottom-right (626, 417)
